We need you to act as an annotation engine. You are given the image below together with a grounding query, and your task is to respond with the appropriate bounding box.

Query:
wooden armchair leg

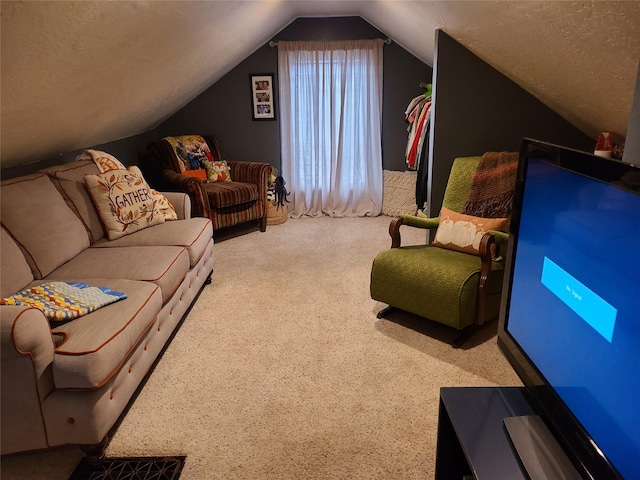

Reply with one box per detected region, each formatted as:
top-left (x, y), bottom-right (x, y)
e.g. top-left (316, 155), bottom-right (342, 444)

top-left (259, 216), bottom-right (267, 232)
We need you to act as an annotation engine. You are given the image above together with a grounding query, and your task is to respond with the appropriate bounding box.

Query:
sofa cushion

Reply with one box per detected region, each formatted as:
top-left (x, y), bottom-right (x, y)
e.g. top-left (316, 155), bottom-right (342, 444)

top-left (1, 174), bottom-right (90, 279)
top-left (40, 160), bottom-right (106, 244)
top-left (91, 218), bottom-right (213, 268)
top-left (45, 246), bottom-right (189, 304)
top-left (0, 227), bottom-right (34, 297)
top-left (84, 169), bottom-right (165, 240)
top-left (204, 181), bottom-right (258, 208)
top-left (50, 278), bottom-right (161, 390)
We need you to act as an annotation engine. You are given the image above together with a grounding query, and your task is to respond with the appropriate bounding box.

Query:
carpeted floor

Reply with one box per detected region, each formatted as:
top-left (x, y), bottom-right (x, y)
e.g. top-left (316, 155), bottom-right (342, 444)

top-left (1, 216), bottom-right (521, 480)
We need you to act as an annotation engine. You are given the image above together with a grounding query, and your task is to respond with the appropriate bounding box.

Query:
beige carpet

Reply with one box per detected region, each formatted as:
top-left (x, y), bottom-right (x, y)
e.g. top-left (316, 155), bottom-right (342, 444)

top-left (1, 216), bottom-right (521, 480)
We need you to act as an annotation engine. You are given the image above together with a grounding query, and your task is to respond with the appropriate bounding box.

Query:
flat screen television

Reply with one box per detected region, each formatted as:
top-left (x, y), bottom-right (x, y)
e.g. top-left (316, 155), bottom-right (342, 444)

top-left (497, 138), bottom-right (640, 479)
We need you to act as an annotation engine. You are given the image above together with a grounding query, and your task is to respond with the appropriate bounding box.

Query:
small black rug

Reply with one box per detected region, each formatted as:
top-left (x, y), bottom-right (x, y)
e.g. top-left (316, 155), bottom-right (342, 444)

top-left (69, 456), bottom-right (185, 480)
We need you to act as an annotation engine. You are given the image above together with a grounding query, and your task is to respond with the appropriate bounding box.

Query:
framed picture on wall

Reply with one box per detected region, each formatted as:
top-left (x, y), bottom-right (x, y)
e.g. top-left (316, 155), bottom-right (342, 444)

top-left (250, 74), bottom-right (276, 121)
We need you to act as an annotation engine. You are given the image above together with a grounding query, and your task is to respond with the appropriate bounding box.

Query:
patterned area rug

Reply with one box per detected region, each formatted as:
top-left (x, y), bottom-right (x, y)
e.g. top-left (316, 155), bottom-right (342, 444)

top-left (69, 456), bottom-right (185, 480)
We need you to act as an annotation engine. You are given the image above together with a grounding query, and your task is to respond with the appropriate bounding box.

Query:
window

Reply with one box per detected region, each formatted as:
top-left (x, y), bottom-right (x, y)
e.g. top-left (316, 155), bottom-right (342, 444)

top-left (278, 39), bottom-right (384, 217)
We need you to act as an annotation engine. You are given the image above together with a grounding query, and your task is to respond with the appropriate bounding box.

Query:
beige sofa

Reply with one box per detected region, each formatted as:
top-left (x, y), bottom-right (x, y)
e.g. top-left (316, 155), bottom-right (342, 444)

top-left (0, 159), bottom-right (214, 459)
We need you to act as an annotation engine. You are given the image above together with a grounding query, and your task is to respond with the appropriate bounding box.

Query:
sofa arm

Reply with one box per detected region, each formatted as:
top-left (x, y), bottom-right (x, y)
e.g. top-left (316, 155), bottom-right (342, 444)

top-left (161, 191), bottom-right (191, 220)
top-left (228, 161), bottom-right (271, 204)
top-left (1, 306), bottom-right (56, 454)
top-left (1, 306), bottom-right (56, 393)
top-left (162, 169), bottom-right (210, 218)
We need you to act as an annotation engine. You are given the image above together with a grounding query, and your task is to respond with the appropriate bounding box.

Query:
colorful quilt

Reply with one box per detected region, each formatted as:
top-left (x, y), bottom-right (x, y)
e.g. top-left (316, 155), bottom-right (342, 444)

top-left (164, 135), bottom-right (215, 172)
top-left (1, 282), bottom-right (127, 322)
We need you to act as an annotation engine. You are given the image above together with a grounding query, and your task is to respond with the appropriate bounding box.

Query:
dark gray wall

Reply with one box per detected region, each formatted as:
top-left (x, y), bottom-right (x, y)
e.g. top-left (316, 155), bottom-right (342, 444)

top-left (156, 16), bottom-right (432, 174)
top-left (1, 130), bottom-right (157, 181)
top-left (157, 43), bottom-right (281, 168)
top-left (622, 63), bottom-right (640, 165)
top-left (427, 29), bottom-right (595, 217)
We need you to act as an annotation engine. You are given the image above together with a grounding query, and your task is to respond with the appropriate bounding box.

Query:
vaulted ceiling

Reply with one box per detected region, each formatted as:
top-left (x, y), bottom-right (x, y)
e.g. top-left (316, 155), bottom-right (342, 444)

top-left (2, 1), bottom-right (639, 169)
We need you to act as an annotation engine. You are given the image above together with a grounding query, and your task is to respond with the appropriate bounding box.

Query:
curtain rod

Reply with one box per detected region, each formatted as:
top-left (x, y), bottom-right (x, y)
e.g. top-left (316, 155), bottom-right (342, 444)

top-left (269, 38), bottom-right (392, 47)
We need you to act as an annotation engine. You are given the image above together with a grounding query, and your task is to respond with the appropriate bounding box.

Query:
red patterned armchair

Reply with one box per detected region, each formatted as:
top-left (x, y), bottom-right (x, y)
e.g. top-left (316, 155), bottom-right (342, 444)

top-left (148, 134), bottom-right (271, 232)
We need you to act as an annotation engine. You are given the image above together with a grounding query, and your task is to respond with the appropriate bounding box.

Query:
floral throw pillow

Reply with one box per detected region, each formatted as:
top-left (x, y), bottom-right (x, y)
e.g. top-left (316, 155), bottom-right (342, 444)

top-left (78, 150), bottom-right (178, 223)
top-left (203, 160), bottom-right (232, 182)
top-left (77, 149), bottom-right (126, 171)
top-left (84, 169), bottom-right (165, 240)
top-left (433, 207), bottom-right (507, 256)
top-left (127, 166), bottom-right (177, 221)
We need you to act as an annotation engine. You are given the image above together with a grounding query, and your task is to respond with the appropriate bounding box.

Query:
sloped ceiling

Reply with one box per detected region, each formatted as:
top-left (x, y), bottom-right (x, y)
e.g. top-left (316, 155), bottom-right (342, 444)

top-left (2, 1), bottom-right (639, 168)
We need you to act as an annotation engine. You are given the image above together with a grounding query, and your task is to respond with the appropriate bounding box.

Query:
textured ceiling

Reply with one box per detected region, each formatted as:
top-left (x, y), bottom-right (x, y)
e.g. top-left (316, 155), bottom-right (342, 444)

top-left (2, 1), bottom-right (639, 168)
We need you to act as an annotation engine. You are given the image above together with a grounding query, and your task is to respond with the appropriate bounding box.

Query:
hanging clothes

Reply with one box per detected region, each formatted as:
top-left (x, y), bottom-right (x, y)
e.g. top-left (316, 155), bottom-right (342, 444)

top-left (406, 101), bottom-right (431, 169)
top-left (404, 84), bottom-right (432, 209)
top-left (404, 91), bottom-right (432, 170)
top-left (404, 95), bottom-right (425, 162)
top-left (415, 132), bottom-right (430, 209)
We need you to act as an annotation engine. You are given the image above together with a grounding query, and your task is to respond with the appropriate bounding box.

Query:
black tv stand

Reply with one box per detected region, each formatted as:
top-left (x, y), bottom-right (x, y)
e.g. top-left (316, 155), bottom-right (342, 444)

top-left (503, 414), bottom-right (582, 479)
top-left (435, 387), bottom-right (582, 480)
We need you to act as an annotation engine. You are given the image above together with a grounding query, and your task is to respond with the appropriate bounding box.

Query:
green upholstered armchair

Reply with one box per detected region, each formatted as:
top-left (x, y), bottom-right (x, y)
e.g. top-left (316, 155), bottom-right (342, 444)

top-left (370, 156), bottom-right (511, 347)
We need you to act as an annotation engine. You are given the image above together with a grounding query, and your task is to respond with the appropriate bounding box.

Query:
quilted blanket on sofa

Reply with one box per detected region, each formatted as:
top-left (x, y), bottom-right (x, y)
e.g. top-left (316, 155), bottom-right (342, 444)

top-left (1, 281), bottom-right (127, 321)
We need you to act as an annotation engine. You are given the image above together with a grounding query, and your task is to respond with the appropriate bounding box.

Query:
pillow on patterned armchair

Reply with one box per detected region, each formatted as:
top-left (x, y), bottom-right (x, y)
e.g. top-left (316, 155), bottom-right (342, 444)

top-left (84, 168), bottom-right (165, 240)
top-left (182, 169), bottom-right (207, 181)
top-left (164, 135), bottom-right (214, 173)
top-left (433, 207), bottom-right (507, 256)
top-left (202, 160), bottom-right (232, 183)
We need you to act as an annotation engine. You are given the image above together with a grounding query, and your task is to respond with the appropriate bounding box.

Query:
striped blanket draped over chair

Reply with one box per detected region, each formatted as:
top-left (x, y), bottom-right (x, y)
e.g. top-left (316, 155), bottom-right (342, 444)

top-left (462, 151), bottom-right (518, 219)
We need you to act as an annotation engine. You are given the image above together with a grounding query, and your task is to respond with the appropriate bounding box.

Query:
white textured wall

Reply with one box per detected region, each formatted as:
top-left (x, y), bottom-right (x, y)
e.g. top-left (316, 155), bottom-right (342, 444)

top-left (0, 0), bottom-right (294, 166)
top-left (1, 1), bottom-right (639, 167)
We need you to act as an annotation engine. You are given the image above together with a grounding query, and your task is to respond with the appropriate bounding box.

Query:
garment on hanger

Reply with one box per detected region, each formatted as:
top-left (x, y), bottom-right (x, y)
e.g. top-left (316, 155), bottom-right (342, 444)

top-left (406, 101), bottom-right (431, 169)
top-left (405, 94), bottom-right (431, 170)
top-left (404, 84), bottom-right (432, 208)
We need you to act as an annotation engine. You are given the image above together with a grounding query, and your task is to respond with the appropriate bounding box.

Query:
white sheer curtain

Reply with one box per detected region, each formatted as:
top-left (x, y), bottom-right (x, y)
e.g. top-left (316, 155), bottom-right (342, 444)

top-left (278, 39), bottom-right (384, 218)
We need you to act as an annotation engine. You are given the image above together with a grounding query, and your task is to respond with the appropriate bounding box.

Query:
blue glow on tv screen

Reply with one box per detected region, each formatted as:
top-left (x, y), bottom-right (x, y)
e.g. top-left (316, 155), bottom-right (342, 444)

top-left (504, 152), bottom-right (640, 478)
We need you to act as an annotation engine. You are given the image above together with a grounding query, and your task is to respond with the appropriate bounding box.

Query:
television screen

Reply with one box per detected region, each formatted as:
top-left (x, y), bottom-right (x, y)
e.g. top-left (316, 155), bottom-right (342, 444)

top-left (498, 139), bottom-right (640, 479)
